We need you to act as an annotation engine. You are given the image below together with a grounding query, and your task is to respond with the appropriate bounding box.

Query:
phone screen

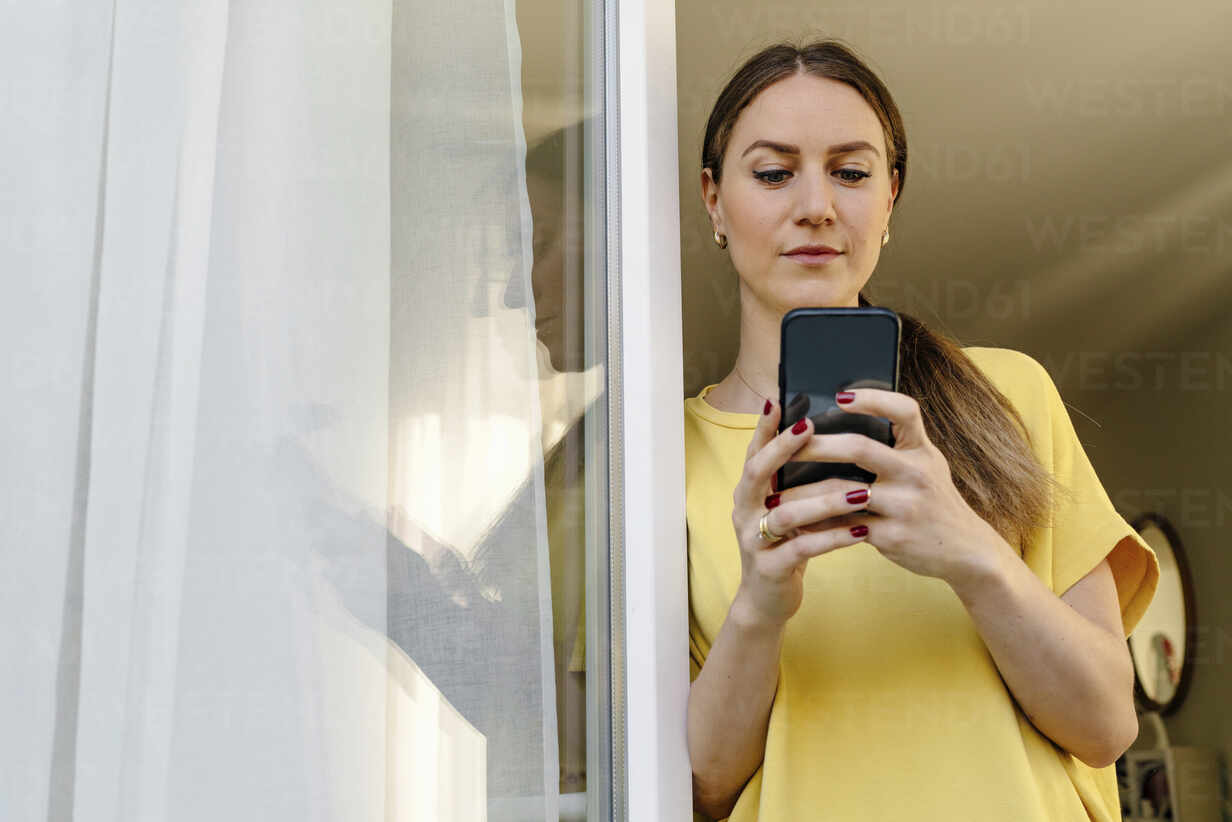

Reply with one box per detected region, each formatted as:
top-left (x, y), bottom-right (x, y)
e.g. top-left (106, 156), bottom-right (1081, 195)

top-left (777, 307), bottom-right (901, 490)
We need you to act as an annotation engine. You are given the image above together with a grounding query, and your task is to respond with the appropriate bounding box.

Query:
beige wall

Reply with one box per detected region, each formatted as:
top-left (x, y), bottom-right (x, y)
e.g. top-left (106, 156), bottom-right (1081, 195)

top-left (677, 0), bottom-right (1232, 774)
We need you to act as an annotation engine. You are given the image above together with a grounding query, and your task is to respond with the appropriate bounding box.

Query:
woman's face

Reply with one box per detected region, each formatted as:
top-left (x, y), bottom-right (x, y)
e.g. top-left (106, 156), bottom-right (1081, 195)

top-left (702, 73), bottom-right (899, 312)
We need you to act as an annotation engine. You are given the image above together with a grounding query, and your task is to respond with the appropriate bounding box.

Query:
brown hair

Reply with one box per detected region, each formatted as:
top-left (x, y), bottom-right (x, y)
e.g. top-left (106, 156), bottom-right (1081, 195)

top-left (702, 39), bottom-right (1064, 549)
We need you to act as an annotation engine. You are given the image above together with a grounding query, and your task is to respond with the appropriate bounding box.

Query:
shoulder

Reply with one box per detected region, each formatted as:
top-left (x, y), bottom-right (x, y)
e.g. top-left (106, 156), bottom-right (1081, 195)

top-left (960, 345), bottom-right (1050, 386)
top-left (956, 345), bottom-right (1074, 453)
top-left (959, 346), bottom-right (1065, 440)
top-left (960, 346), bottom-right (1058, 407)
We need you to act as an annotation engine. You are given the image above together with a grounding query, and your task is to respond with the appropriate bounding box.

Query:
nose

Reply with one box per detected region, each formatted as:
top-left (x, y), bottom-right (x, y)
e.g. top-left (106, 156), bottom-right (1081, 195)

top-left (794, 168), bottom-right (837, 226)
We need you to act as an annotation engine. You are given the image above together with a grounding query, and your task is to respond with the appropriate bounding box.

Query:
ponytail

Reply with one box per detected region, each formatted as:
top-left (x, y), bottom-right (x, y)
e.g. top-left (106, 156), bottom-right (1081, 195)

top-left (859, 291), bottom-right (1067, 550)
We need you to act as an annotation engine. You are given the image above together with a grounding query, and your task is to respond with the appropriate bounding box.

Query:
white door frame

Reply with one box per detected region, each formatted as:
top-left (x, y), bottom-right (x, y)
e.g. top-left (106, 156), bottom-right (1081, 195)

top-left (614, 0), bottom-right (691, 818)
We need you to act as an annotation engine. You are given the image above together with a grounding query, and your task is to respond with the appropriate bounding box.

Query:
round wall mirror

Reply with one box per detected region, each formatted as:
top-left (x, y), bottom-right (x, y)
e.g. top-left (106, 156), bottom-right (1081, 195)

top-left (1128, 513), bottom-right (1196, 715)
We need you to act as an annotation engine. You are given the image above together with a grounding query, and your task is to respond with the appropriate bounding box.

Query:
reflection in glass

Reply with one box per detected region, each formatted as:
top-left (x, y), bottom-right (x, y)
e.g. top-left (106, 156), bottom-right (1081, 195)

top-left (1148, 632), bottom-right (1178, 705)
top-left (518, 0), bottom-right (607, 811)
top-left (387, 1), bottom-right (559, 818)
top-left (527, 121), bottom-right (606, 799)
top-left (386, 0), bottom-right (604, 817)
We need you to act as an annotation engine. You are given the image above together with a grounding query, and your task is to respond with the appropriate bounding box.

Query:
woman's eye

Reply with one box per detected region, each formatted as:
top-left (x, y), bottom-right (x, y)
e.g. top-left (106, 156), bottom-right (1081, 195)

top-left (835, 169), bottom-right (871, 183)
top-left (753, 169), bottom-right (791, 184)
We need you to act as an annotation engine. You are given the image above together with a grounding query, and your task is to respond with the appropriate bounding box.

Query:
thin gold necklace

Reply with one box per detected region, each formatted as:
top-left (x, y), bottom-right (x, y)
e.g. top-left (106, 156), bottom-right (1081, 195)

top-left (733, 364), bottom-right (773, 406)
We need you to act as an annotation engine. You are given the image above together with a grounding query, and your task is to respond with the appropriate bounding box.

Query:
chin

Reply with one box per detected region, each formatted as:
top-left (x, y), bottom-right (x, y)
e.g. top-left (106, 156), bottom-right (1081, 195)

top-left (779, 279), bottom-right (859, 309)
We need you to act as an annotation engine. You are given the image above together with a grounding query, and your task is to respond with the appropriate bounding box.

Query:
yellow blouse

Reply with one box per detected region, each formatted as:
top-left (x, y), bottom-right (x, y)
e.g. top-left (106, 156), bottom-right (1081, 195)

top-left (685, 346), bottom-right (1159, 821)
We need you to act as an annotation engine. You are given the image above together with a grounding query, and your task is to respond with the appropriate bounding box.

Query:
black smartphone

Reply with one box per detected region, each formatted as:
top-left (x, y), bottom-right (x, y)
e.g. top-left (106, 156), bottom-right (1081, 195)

top-left (777, 307), bottom-right (901, 491)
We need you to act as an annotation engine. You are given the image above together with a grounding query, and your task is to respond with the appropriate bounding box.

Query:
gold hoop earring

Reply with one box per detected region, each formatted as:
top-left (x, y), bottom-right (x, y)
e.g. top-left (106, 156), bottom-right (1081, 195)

top-left (714, 230), bottom-right (728, 250)
top-left (881, 228), bottom-right (890, 247)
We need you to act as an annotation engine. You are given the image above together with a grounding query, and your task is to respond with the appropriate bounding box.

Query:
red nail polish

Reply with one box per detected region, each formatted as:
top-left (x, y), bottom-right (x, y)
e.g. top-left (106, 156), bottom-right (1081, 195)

top-left (765, 493), bottom-right (781, 509)
top-left (763, 399), bottom-right (772, 415)
top-left (791, 419), bottom-right (808, 435)
top-left (850, 525), bottom-right (869, 538)
top-left (845, 488), bottom-right (868, 505)
top-left (836, 391), bottom-right (855, 404)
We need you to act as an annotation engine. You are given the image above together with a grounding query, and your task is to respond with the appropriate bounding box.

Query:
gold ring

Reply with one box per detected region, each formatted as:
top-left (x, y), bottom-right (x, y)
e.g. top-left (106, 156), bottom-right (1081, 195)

top-left (759, 512), bottom-right (786, 543)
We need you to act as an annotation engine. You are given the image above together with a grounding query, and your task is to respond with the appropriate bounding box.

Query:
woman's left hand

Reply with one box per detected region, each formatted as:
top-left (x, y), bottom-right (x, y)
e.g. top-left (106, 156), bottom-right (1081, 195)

top-left (793, 388), bottom-right (1005, 583)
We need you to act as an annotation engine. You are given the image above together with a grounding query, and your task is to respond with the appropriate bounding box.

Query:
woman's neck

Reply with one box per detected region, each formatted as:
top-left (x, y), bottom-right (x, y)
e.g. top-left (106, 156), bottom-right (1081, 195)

top-left (705, 301), bottom-right (781, 414)
top-left (705, 288), bottom-right (861, 414)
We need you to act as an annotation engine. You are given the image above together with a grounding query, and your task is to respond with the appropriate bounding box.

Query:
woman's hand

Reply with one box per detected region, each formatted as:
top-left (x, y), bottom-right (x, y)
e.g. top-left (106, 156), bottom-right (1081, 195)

top-left (730, 401), bottom-right (876, 627)
top-left (789, 388), bottom-right (1001, 583)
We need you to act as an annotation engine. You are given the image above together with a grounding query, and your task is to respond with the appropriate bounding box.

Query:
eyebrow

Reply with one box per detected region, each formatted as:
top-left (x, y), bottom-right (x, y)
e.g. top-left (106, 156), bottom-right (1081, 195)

top-left (740, 139), bottom-right (881, 159)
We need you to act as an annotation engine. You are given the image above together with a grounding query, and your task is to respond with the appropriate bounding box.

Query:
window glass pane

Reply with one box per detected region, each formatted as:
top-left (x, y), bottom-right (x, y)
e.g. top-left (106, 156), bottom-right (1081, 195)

top-left (389, 0), bottom-right (607, 818)
top-left (516, 0), bottom-right (610, 816)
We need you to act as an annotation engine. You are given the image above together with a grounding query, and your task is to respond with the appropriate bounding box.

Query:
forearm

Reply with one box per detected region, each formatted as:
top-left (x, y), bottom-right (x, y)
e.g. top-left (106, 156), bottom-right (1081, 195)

top-left (688, 592), bottom-right (785, 819)
top-left (948, 535), bottom-right (1137, 767)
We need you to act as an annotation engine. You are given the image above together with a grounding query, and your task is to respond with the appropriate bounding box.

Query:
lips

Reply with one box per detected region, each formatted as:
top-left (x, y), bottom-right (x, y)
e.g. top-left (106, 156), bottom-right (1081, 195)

top-left (783, 244), bottom-right (842, 265)
top-left (784, 244), bottom-right (840, 255)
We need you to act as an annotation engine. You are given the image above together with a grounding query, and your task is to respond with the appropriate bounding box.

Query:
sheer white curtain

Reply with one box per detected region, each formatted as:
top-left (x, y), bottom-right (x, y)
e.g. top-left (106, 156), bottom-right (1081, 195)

top-left (1, 1), bottom-right (558, 820)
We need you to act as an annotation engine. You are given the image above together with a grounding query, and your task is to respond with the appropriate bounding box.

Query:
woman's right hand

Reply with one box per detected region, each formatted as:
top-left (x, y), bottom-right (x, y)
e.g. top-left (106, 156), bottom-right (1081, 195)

top-left (730, 400), bottom-right (874, 627)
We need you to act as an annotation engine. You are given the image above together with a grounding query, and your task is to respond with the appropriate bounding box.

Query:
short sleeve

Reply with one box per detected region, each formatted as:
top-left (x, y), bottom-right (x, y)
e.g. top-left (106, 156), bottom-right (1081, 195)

top-left (688, 601), bottom-right (709, 683)
top-left (686, 524), bottom-right (713, 683)
top-left (1020, 354), bottom-right (1160, 638)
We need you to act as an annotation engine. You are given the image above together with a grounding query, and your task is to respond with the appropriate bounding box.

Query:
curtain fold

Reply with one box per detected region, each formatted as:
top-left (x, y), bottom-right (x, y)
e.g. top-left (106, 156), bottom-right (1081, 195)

top-left (1, 1), bottom-right (559, 820)
top-left (73, 4), bottom-right (228, 817)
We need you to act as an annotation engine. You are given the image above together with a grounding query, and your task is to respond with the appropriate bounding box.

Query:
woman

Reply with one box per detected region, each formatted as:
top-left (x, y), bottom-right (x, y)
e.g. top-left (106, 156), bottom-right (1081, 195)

top-left (685, 40), bottom-right (1160, 820)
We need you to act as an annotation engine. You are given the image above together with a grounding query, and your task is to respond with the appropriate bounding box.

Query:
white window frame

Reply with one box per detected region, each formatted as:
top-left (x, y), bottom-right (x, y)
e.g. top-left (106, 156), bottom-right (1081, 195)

top-left (613, 0), bottom-right (691, 818)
